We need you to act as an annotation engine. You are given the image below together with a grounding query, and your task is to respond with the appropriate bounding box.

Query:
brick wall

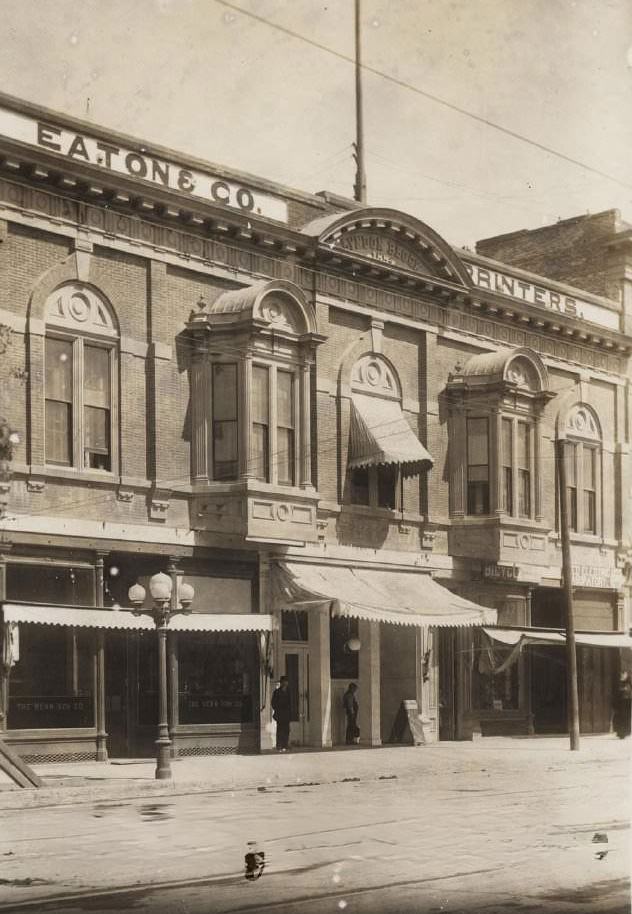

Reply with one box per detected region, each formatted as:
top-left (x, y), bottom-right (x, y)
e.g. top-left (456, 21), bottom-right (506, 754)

top-left (476, 210), bottom-right (622, 300)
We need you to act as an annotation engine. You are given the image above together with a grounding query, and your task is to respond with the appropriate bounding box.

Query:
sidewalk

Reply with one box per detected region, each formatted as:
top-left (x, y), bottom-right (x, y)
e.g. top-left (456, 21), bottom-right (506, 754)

top-left (1, 734), bottom-right (628, 811)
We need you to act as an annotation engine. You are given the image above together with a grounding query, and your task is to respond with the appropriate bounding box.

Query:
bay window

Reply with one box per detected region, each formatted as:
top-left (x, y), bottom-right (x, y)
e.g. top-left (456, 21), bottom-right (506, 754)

top-left (211, 363), bottom-right (238, 481)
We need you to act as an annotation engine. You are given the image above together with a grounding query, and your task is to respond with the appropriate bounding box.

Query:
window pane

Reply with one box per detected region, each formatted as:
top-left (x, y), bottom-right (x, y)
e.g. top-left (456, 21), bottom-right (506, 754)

top-left (565, 442), bottom-right (577, 485)
top-left (281, 610), bottom-right (309, 642)
top-left (467, 481), bottom-right (490, 515)
top-left (583, 447), bottom-right (596, 489)
top-left (252, 423), bottom-right (269, 481)
top-left (503, 466), bottom-right (513, 514)
top-left (350, 466), bottom-right (370, 505)
top-left (84, 345), bottom-right (110, 408)
top-left (213, 420), bottom-right (238, 479)
top-left (46, 400), bottom-right (72, 465)
top-left (45, 338), bottom-right (73, 402)
top-left (277, 427), bottom-right (295, 486)
top-left (330, 617), bottom-right (359, 679)
top-left (178, 633), bottom-right (256, 724)
top-left (467, 465), bottom-right (488, 482)
top-left (518, 469), bottom-right (530, 516)
top-left (252, 365), bottom-right (269, 424)
top-left (84, 406), bottom-right (111, 470)
top-left (212, 364), bottom-right (237, 421)
top-left (467, 418), bottom-right (489, 466)
top-left (568, 487), bottom-right (578, 532)
top-left (502, 419), bottom-right (512, 469)
top-left (7, 625), bottom-right (94, 729)
top-left (277, 370), bottom-right (294, 428)
top-left (377, 464), bottom-right (398, 509)
top-left (517, 423), bottom-right (530, 468)
top-left (584, 490), bottom-right (596, 533)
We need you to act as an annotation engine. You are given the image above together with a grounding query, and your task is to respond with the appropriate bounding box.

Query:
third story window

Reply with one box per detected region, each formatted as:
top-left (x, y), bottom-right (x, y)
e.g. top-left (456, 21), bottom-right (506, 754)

top-left (467, 417), bottom-right (490, 515)
top-left (212, 363), bottom-right (238, 481)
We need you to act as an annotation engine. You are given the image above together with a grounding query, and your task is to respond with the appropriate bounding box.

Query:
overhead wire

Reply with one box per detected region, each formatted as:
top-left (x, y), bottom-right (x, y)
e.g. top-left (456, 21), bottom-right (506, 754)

top-left (212, 0), bottom-right (632, 194)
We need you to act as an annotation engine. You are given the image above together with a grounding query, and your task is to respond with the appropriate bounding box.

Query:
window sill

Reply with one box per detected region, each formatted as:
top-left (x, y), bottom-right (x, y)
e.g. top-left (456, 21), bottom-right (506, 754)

top-left (28, 465), bottom-right (120, 486)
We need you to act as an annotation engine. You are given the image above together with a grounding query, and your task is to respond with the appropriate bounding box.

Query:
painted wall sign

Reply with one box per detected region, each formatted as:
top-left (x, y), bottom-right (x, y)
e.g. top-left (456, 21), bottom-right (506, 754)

top-left (571, 564), bottom-right (615, 589)
top-left (0, 106), bottom-right (289, 222)
top-left (464, 260), bottom-right (620, 332)
top-left (334, 230), bottom-right (428, 273)
top-left (483, 563), bottom-right (520, 581)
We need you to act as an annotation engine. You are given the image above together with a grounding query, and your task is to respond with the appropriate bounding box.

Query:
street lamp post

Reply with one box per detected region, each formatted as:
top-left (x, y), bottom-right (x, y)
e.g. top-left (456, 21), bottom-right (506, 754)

top-left (128, 570), bottom-right (194, 780)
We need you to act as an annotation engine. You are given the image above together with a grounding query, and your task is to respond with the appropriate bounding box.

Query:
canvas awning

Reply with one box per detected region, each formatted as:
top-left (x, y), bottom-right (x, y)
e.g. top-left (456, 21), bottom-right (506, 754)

top-left (275, 562), bottom-right (496, 628)
top-left (481, 626), bottom-right (632, 675)
top-left (1, 603), bottom-right (274, 633)
top-left (483, 626), bottom-right (632, 649)
top-left (349, 394), bottom-right (433, 476)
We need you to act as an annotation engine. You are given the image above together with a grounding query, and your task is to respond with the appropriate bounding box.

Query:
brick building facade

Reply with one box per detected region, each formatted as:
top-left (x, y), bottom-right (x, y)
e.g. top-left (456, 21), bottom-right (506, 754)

top-left (0, 93), bottom-right (630, 762)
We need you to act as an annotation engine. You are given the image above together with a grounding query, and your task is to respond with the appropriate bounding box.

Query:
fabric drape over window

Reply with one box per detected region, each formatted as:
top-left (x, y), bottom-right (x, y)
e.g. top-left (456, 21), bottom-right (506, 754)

top-left (348, 394), bottom-right (433, 477)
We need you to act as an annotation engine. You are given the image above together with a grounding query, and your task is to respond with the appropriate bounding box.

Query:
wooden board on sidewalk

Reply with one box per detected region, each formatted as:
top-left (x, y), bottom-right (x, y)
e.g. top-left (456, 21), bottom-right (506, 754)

top-left (0, 738), bottom-right (42, 787)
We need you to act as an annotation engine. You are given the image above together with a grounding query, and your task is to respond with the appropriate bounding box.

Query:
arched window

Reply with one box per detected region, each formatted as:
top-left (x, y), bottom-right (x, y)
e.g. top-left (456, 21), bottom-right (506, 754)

top-left (346, 354), bottom-right (432, 510)
top-left (559, 404), bottom-right (602, 535)
top-left (44, 283), bottom-right (118, 472)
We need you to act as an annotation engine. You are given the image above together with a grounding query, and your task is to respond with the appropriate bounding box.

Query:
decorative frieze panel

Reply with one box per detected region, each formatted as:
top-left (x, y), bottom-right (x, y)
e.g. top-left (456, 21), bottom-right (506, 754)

top-left (0, 177), bottom-right (625, 376)
top-left (192, 483), bottom-right (318, 544)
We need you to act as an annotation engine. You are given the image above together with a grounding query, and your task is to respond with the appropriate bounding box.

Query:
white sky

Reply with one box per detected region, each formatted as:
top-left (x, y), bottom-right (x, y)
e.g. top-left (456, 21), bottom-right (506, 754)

top-left (1, 0), bottom-right (631, 247)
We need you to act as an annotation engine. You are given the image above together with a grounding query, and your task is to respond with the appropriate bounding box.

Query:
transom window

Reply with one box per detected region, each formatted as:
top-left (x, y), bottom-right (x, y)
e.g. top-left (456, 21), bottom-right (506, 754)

top-left (44, 284), bottom-right (118, 472)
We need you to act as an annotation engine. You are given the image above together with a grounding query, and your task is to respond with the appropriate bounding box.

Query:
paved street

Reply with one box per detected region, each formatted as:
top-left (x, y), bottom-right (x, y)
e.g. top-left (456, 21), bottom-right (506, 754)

top-left (0, 738), bottom-right (629, 914)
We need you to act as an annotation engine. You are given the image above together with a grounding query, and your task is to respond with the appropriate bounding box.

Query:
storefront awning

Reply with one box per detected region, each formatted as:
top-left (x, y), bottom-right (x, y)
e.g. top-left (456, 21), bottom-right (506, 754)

top-left (275, 562), bottom-right (497, 627)
top-left (349, 394), bottom-right (433, 476)
top-left (1, 603), bottom-right (274, 633)
top-left (483, 626), bottom-right (632, 649)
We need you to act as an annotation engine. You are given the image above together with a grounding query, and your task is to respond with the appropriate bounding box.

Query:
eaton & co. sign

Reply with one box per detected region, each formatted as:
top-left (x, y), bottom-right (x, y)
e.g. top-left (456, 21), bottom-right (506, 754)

top-left (0, 106), bottom-right (288, 222)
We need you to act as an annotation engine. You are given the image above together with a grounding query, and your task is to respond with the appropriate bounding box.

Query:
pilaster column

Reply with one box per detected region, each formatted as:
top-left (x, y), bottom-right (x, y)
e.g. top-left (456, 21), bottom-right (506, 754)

top-left (299, 361), bottom-right (312, 488)
top-left (308, 604), bottom-right (332, 748)
top-left (94, 552), bottom-right (108, 761)
top-left (491, 409), bottom-right (503, 515)
top-left (239, 355), bottom-right (253, 479)
top-left (448, 409), bottom-right (466, 516)
top-left (534, 415), bottom-right (543, 521)
top-left (358, 620), bottom-right (381, 747)
top-left (190, 346), bottom-right (209, 483)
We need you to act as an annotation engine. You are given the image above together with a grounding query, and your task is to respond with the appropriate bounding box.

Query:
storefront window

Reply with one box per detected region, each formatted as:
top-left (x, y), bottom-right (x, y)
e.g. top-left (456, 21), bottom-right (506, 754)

top-left (7, 563), bottom-right (95, 606)
top-left (7, 624), bottom-right (95, 729)
top-left (476, 634), bottom-right (519, 712)
top-left (330, 617), bottom-right (359, 679)
top-left (178, 633), bottom-right (256, 724)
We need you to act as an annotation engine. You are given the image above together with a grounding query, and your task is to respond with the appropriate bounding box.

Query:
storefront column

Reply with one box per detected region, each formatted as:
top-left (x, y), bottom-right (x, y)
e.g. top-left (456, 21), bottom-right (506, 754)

top-left (308, 604), bottom-right (332, 748)
top-left (0, 545), bottom-right (10, 732)
top-left (358, 620), bottom-right (381, 746)
top-left (94, 552), bottom-right (108, 761)
top-left (258, 553), bottom-right (274, 752)
top-left (167, 558), bottom-right (180, 758)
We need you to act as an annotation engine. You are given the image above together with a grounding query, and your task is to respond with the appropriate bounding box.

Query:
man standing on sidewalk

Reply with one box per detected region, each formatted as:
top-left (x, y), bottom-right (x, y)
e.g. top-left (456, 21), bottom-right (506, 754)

top-left (271, 676), bottom-right (291, 752)
top-left (343, 682), bottom-right (359, 745)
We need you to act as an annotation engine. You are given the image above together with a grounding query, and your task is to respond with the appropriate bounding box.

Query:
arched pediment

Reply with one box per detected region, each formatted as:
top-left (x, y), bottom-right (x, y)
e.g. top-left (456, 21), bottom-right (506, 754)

top-left (300, 207), bottom-right (472, 287)
top-left (453, 347), bottom-right (549, 393)
top-left (557, 402), bottom-right (602, 441)
top-left (205, 279), bottom-right (317, 336)
top-left (45, 282), bottom-right (119, 338)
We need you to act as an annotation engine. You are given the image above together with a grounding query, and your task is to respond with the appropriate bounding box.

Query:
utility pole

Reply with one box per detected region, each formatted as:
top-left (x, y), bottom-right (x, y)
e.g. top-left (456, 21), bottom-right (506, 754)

top-left (353, 0), bottom-right (367, 203)
top-left (555, 437), bottom-right (581, 750)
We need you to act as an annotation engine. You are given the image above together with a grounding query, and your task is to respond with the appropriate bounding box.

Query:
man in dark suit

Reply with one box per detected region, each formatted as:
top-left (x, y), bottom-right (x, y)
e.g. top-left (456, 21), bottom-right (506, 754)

top-left (271, 675), bottom-right (291, 752)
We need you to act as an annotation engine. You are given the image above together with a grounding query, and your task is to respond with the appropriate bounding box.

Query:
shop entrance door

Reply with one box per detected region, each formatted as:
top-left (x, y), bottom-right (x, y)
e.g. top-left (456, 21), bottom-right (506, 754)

top-left (529, 645), bottom-right (567, 733)
top-left (281, 648), bottom-right (309, 747)
top-left (104, 632), bottom-right (131, 757)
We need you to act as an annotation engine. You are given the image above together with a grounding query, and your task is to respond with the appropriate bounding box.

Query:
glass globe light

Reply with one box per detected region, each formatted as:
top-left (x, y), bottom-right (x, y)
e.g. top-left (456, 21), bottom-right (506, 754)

top-left (149, 572), bottom-right (172, 603)
top-left (178, 581), bottom-right (195, 610)
top-left (128, 583), bottom-right (146, 607)
top-left (346, 637), bottom-right (361, 652)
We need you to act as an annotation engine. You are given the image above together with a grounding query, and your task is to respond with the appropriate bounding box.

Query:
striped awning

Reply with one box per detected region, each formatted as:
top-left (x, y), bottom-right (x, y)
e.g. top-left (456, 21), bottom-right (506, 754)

top-left (349, 394), bottom-right (433, 477)
top-left (275, 562), bottom-right (496, 628)
top-left (1, 603), bottom-right (274, 633)
top-left (484, 627), bottom-right (632, 649)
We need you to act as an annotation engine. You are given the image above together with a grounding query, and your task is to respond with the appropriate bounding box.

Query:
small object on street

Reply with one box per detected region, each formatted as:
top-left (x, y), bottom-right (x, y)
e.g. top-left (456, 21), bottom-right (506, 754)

top-left (592, 832), bottom-right (609, 860)
top-left (244, 841), bottom-right (265, 880)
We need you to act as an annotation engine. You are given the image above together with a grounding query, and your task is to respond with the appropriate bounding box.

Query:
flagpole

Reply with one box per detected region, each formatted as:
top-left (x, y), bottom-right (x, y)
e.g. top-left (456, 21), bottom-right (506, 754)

top-left (353, 0), bottom-right (367, 203)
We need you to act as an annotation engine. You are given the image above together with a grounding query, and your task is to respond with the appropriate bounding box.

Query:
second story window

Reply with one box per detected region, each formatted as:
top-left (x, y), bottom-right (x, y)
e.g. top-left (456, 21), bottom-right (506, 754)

top-left (346, 354), bottom-right (432, 511)
top-left (466, 417), bottom-right (490, 515)
top-left (212, 363), bottom-right (238, 481)
top-left (560, 404), bottom-right (602, 536)
top-left (44, 284), bottom-right (118, 473)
